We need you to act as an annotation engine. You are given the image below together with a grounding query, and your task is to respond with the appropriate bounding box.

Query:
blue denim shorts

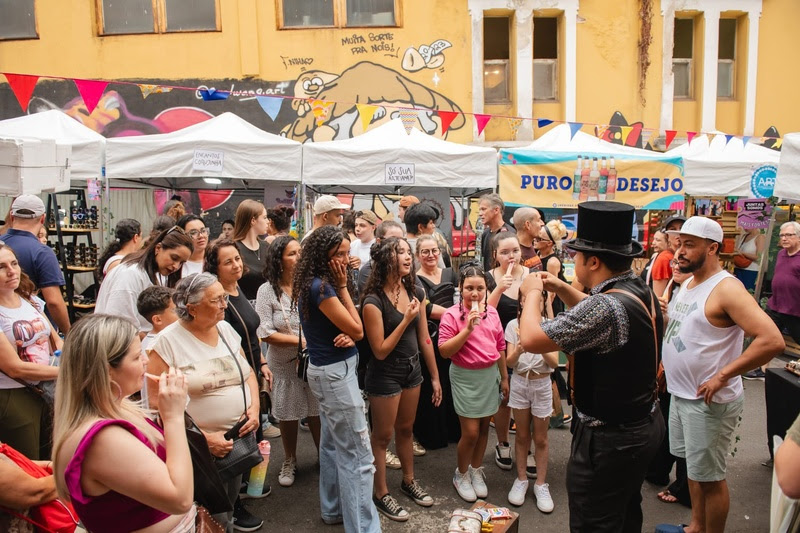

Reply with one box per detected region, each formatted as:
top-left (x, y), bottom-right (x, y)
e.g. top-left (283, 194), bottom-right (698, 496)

top-left (364, 353), bottom-right (423, 397)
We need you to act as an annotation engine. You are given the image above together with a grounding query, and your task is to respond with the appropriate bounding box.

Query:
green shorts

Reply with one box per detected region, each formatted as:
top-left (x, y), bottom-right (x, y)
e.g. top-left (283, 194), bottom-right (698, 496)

top-left (669, 395), bottom-right (744, 482)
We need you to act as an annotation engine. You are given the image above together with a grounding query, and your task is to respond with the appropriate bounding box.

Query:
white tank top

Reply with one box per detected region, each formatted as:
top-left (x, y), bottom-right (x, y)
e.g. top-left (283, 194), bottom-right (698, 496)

top-left (662, 270), bottom-right (744, 403)
top-left (738, 235), bottom-right (760, 271)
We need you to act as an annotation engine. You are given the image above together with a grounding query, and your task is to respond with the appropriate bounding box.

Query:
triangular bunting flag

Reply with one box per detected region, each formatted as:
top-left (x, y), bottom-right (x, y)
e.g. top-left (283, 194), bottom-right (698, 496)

top-left (620, 126), bottom-right (633, 145)
top-left (199, 88), bottom-right (230, 101)
top-left (257, 96), bottom-right (284, 121)
top-left (311, 99), bottom-right (334, 126)
top-left (139, 84), bottom-right (173, 99)
top-left (537, 118), bottom-right (553, 128)
top-left (475, 114), bottom-right (491, 136)
top-left (665, 130), bottom-right (677, 150)
top-left (724, 134), bottom-right (734, 145)
top-left (74, 79), bottom-right (109, 114)
top-left (594, 125), bottom-right (608, 139)
top-left (742, 136), bottom-right (751, 145)
top-left (568, 122), bottom-right (583, 140)
top-left (4, 74), bottom-right (39, 112)
top-left (438, 110), bottom-right (459, 136)
top-left (686, 131), bottom-right (697, 144)
top-left (398, 109), bottom-right (420, 134)
top-left (356, 103), bottom-right (378, 133)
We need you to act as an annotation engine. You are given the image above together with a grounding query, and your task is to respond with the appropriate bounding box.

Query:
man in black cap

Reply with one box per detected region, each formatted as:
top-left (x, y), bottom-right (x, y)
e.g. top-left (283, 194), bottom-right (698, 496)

top-left (518, 201), bottom-right (664, 533)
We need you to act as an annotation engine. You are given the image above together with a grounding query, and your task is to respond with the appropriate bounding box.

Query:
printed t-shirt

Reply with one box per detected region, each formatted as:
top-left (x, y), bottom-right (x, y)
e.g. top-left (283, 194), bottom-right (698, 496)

top-left (438, 304), bottom-right (505, 369)
top-left (0, 297), bottom-right (51, 389)
top-left (300, 277), bottom-right (358, 366)
top-left (152, 320), bottom-right (251, 433)
top-left (520, 243), bottom-right (543, 271)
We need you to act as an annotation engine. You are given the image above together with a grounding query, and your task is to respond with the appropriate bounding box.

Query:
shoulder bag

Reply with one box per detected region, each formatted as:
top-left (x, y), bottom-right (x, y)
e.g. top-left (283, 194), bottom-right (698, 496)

top-left (226, 292), bottom-right (270, 414)
top-left (183, 412), bottom-right (233, 515)
top-left (214, 326), bottom-right (263, 480)
top-left (278, 296), bottom-right (308, 382)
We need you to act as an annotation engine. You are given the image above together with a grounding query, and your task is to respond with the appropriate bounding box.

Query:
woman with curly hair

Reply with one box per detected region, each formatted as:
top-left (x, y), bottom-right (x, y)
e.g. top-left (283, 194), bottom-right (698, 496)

top-left (96, 219), bottom-right (142, 280)
top-left (265, 205), bottom-right (295, 245)
top-left (292, 225), bottom-right (379, 532)
top-left (361, 237), bottom-right (441, 521)
top-left (256, 236), bottom-right (319, 488)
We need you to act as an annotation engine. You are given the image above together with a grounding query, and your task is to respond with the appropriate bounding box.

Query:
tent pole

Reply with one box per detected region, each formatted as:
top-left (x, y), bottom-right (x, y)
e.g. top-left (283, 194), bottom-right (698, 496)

top-left (753, 208), bottom-right (777, 303)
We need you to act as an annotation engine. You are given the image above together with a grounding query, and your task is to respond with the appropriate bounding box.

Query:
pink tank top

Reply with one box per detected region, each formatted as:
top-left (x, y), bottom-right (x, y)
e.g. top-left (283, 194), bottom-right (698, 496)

top-left (65, 419), bottom-right (171, 533)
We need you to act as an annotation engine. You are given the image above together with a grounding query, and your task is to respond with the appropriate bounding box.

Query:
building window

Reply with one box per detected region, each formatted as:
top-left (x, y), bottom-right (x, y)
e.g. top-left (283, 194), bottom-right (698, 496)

top-left (280, 0), bottom-right (398, 28)
top-left (484, 17), bottom-right (511, 104)
top-left (533, 17), bottom-right (558, 101)
top-left (672, 17), bottom-right (694, 99)
top-left (718, 18), bottom-right (736, 99)
top-left (0, 0), bottom-right (38, 40)
top-left (97, 0), bottom-right (220, 35)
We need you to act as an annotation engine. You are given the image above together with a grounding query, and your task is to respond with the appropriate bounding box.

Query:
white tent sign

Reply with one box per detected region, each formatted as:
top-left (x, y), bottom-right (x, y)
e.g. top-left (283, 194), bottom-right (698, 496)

top-left (193, 149), bottom-right (224, 172)
top-left (385, 163), bottom-right (415, 185)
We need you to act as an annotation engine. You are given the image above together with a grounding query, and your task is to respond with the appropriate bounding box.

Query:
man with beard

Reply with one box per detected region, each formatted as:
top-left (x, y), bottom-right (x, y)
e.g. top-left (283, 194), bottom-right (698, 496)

top-left (518, 201), bottom-right (664, 533)
top-left (662, 216), bottom-right (784, 533)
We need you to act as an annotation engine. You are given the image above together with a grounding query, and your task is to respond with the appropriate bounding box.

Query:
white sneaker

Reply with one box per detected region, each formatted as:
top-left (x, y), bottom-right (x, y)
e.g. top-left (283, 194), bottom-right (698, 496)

top-left (453, 468), bottom-right (477, 502)
top-left (412, 438), bottom-right (426, 457)
top-left (526, 452), bottom-right (537, 479)
top-left (533, 482), bottom-right (554, 513)
top-left (278, 458), bottom-right (296, 487)
top-left (469, 465), bottom-right (488, 499)
top-left (507, 478), bottom-right (528, 506)
top-left (385, 450), bottom-right (402, 470)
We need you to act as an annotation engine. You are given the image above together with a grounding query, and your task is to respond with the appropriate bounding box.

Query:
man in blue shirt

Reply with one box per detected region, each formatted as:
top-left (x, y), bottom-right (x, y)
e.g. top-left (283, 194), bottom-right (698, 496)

top-left (0, 195), bottom-right (70, 332)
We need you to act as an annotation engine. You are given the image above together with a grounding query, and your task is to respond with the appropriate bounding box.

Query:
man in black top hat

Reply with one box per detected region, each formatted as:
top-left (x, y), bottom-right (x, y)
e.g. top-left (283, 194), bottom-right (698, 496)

top-left (518, 201), bottom-right (665, 533)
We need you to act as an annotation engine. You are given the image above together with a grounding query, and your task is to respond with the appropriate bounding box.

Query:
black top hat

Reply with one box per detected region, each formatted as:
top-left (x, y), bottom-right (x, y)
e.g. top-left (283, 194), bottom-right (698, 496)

top-left (564, 201), bottom-right (643, 257)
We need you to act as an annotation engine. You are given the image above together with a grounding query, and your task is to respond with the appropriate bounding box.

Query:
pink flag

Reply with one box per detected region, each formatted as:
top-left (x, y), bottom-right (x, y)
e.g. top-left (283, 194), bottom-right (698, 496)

top-left (475, 114), bottom-right (491, 136)
top-left (686, 131), bottom-right (697, 144)
top-left (4, 74), bottom-right (39, 112)
top-left (74, 79), bottom-right (109, 114)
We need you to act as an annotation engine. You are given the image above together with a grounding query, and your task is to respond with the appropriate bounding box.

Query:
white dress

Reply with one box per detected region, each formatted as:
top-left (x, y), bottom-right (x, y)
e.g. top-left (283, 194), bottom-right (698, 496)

top-left (255, 282), bottom-right (319, 420)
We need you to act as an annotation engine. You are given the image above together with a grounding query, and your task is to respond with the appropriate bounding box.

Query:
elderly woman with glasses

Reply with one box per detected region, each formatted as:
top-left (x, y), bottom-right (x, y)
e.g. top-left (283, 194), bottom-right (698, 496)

top-left (95, 226), bottom-right (194, 333)
top-left (147, 272), bottom-right (260, 532)
top-left (177, 214), bottom-right (210, 276)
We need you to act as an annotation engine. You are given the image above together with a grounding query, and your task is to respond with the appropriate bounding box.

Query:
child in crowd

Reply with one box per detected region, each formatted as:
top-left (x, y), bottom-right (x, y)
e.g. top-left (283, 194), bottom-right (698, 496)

top-left (504, 290), bottom-right (557, 512)
top-left (439, 263), bottom-right (508, 503)
top-left (136, 286), bottom-right (178, 407)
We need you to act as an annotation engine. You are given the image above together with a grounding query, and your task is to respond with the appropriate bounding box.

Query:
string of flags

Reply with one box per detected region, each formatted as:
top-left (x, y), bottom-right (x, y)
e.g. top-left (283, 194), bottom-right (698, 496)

top-left (2, 71), bottom-right (782, 148)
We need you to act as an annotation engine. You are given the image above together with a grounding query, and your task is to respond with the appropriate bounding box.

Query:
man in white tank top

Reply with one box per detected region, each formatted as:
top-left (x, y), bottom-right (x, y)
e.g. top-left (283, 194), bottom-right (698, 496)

top-left (662, 216), bottom-right (784, 533)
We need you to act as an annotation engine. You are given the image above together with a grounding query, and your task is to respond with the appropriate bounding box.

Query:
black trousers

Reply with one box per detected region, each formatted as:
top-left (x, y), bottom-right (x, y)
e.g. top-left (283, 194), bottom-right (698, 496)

top-left (567, 408), bottom-right (666, 533)
top-left (767, 307), bottom-right (800, 345)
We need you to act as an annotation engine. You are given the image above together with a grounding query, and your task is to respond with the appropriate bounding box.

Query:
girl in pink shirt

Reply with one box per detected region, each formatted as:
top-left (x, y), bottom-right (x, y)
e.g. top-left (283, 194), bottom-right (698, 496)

top-left (439, 263), bottom-right (508, 503)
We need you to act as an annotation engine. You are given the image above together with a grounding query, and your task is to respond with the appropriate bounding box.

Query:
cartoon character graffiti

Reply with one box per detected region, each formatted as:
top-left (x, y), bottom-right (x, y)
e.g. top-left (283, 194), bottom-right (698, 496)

top-left (281, 61), bottom-right (465, 142)
top-left (401, 39), bottom-right (452, 72)
top-left (596, 111), bottom-right (653, 150)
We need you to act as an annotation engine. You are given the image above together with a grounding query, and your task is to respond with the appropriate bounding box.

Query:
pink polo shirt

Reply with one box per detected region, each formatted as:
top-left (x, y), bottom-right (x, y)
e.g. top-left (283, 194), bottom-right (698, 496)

top-left (439, 305), bottom-right (506, 370)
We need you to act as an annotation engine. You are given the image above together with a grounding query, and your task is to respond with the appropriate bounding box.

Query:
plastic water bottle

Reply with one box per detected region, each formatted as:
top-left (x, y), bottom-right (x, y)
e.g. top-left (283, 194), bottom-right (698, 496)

top-left (246, 440), bottom-right (270, 497)
top-left (50, 349), bottom-right (61, 367)
top-left (453, 287), bottom-right (461, 307)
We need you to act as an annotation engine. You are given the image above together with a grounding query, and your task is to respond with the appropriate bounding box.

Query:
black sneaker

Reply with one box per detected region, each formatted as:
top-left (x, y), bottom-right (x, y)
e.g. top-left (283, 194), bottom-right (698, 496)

top-left (233, 497), bottom-right (263, 532)
top-left (743, 368), bottom-right (766, 381)
top-left (239, 481), bottom-right (271, 500)
top-left (400, 478), bottom-right (434, 507)
top-left (373, 493), bottom-right (409, 522)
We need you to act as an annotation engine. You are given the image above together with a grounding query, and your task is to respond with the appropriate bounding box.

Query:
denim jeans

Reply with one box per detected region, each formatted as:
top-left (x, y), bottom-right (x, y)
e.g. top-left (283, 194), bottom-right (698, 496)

top-left (307, 355), bottom-right (380, 532)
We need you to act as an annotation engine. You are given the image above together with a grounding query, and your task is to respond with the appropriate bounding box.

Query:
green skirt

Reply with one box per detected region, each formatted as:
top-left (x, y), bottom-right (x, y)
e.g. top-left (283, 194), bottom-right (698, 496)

top-left (449, 363), bottom-right (501, 419)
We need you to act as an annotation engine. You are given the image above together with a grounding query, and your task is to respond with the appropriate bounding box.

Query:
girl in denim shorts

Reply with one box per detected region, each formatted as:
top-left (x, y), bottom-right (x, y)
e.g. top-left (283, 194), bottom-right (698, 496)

top-left (361, 238), bottom-right (442, 522)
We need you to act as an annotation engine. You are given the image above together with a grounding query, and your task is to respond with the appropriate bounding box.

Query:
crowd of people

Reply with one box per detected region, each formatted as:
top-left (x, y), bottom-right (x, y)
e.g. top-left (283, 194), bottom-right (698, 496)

top-left (0, 191), bottom-right (798, 533)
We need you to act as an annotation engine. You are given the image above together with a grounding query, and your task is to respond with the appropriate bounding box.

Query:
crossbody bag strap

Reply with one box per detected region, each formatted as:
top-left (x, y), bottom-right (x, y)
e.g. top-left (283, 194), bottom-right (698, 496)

top-left (606, 288), bottom-right (660, 396)
top-left (217, 325), bottom-right (248, 417)
top-left (277, 294), bottom-right (303, 356)
top-left (226, 290), bottom-right (256, 370)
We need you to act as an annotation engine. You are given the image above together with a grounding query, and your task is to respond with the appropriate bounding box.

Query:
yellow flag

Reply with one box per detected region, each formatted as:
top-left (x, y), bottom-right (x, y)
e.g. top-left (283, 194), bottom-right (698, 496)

top-left (356, 104), bottom-right (378, 133)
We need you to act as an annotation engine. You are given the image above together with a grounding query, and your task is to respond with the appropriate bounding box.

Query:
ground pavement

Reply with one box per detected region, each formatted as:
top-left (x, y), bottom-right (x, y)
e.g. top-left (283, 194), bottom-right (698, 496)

top-left (248, 368), bottom-right (781, 532)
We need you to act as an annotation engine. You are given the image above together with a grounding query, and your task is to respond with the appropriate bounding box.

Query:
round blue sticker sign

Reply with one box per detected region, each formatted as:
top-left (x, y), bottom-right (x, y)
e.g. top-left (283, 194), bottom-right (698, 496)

top-left (750, 165), bottom-right (776, 198)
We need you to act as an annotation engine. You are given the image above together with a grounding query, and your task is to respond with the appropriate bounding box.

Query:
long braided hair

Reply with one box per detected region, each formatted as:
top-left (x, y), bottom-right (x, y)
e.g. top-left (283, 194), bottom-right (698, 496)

top-left (360, 237), bottom-right (416, 306)
top-left (292, 226), bottom-right (352, 321)
top-left (457, 261), bottom-right (489, 323)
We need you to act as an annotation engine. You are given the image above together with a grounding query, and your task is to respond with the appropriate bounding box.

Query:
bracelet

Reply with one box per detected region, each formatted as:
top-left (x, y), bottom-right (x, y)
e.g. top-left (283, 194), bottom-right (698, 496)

top-left (260, 362), bottom-right (268, 367)
top-left (337, 285), bottom-right (347, 289)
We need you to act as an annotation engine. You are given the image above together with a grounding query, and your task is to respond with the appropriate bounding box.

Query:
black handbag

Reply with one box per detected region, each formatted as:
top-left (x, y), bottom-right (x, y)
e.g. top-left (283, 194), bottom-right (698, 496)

top-left (184, 413), bottom-right (233, 515)
top-left (296, 323), bottom-right (309, 382)
top-left (214, 327), bottom-right (263, 481)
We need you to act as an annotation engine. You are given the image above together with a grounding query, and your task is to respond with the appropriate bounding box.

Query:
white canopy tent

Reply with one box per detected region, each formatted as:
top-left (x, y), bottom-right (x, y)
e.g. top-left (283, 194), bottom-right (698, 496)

top-left (521, 123), bottom-right (669, 157)
top-left (302, 119), bottom-right (497, 194)
top-left (0, 136), bottom-right (71, 195)
top-left (0, 110), bottom-right (104, 183)
top-left (105, 112), bottom-right (302, 189)
top-left (775, 133), bottom-right (800, 201)
top-left (668, 133), bottom-right (780, 197)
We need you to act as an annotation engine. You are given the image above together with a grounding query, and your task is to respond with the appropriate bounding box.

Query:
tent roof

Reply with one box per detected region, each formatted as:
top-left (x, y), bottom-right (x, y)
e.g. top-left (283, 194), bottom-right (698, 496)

top-left (301, 119), bottom-right (497, 193)
top-left (0, 110), bottom-right (104, 180)
top-left (509, 123), bottom-right (663, 157)
top-left (775, 132), bottom-right (800, 201)
top-left (677, 133), bottom-right (780, 197)
top-left (105, 112), bottom-right (302, 188)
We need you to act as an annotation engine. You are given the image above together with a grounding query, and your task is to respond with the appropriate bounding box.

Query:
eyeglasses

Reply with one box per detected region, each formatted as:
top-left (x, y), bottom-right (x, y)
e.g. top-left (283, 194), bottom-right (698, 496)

top-left (533, 237), bottom-right (553, 243)
top-left (208, 295), bottom-right (229, 308)
top-left (187, 228), bottom-right (210, 239)
top-left (419, 248), bottom-right (440, 256)
top-left (779, 233), bottom-right (798, 238)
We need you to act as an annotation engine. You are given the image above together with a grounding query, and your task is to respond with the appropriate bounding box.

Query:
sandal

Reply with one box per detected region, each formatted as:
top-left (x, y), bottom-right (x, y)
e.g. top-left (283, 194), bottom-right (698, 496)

top-left (657, 489), bottom-right (679, 504)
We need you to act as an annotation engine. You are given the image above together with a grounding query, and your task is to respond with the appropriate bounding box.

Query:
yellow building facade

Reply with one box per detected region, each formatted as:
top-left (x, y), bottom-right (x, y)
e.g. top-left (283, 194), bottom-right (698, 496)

top-left (1, 0), bottom-right (799, 147)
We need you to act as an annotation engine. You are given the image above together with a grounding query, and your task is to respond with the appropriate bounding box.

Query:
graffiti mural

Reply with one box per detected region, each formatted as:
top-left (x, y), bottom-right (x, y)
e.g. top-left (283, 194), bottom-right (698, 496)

top-left (596, 111), bottom-right (654, 150)
top-left (401, 39), bottom-right (452, 72)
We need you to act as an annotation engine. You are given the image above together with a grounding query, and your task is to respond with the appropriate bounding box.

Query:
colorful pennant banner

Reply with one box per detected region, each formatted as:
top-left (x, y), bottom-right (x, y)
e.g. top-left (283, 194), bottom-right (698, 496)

top-left (256, 95), bottom-right (283, 121)
top-left (5, 73), bottom-right (38, 112)
top-left (356, 103), bottom-right (378, 132)
top-left (475, 114), bottom-right (491, 136)
top-left (74, 79), bottom-right (109, 114)
top-left (568, 122), bottom-right (583, 140)
top-left (438, 110), bottom-right (458, 136)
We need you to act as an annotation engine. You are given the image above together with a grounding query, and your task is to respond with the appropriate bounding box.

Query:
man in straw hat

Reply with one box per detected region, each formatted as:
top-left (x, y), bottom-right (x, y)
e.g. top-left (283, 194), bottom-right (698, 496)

top-left (660, 216), bottom-right (783, 533)
top-left (518, 201), bottom-right (664, 532)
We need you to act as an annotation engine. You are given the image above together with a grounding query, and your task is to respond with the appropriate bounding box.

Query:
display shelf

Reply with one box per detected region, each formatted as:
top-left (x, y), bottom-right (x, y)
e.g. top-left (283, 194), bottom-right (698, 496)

top-left (68, 301), bottom-right (95, 310)
top-left (48, 227), bottom-right (99, 235)
top-left (66, 265), bottom-right (96, 272)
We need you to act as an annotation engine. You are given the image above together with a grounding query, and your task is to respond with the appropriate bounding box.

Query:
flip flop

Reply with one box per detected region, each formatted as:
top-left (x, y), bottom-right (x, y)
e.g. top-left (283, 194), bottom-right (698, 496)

top-left (657, 489), bottom-right (679, 504)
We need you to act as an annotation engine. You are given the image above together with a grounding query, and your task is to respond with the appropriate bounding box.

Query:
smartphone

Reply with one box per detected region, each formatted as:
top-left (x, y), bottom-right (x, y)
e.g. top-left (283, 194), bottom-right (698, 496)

top-left (224, 417), bottom-right (247, 441)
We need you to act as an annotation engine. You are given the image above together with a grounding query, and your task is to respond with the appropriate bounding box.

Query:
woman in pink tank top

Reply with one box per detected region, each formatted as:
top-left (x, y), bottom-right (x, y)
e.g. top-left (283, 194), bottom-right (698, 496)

top-left (52, 314), bottom-right (195, 533)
